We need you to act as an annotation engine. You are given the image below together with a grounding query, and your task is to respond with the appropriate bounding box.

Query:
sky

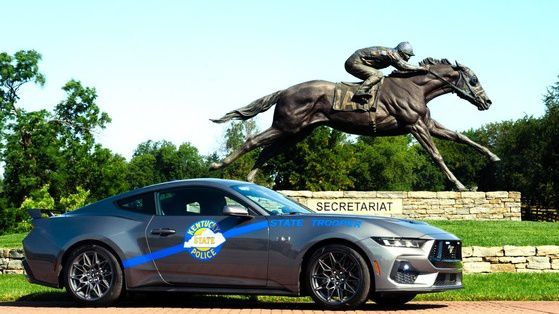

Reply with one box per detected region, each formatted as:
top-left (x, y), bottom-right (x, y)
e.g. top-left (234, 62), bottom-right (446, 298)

top-left (2, 0), bottom-right (559, 160)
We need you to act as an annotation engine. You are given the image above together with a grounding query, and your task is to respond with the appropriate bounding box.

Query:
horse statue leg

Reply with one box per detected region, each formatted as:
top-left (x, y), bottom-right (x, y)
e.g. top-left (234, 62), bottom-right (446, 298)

top-left (246, 140), bottom-right (285, 182)
top-left (247, 128), bottom-right (315, 182)
top-left (410, 120), bottom-right (468, 191)
top-left (210, 127), bottom-right (282, 170)
top-left (428, 119), bottom-right (501, 162)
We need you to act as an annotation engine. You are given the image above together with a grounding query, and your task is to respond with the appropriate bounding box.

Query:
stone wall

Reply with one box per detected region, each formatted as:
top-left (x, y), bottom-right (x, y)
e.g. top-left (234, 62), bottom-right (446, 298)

top-left (463, 245), bottom-right (559, 273)
top-left (0, 249), bottom-right (24, 274)
top-left (280, 191), bottom-right (522, 220)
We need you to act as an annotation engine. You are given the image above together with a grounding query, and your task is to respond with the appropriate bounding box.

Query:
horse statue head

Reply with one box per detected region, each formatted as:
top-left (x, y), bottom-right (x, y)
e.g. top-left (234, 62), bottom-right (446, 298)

top-left (420, 58), bottom-right (492, 111)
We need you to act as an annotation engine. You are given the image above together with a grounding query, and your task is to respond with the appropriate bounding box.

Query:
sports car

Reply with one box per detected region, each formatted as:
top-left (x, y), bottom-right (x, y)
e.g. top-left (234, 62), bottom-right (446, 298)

top-left (23, 179), bottom-right (462, 309)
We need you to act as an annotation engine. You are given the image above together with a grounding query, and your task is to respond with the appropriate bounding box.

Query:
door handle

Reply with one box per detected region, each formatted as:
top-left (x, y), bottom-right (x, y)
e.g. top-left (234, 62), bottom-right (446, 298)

top-left (151, 228), bottom-right (176, 236)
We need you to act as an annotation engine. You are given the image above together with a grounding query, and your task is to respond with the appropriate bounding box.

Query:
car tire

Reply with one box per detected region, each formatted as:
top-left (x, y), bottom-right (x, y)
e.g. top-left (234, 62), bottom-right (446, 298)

top-left (63, 244), bottom-right (124, 306)
top-left (305, 244), bottom-right (371, 310)
top-left (370, 292), bottom-right (416, 306)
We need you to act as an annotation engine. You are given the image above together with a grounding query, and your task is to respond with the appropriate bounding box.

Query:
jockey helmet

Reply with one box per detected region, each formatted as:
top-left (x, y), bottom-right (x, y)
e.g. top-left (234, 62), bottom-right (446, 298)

top-left (396, 41), bottom-right (415, 57)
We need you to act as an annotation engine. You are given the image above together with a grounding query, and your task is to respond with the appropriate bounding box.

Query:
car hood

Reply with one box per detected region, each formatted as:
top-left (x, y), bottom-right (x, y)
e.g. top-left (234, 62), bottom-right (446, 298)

top-left (299, 213), bottom-right (459, 240)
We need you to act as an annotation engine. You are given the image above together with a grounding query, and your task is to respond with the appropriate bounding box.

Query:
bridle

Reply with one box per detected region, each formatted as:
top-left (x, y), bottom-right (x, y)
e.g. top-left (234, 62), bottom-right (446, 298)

top-left (427, 68), bottom-right (483, 107)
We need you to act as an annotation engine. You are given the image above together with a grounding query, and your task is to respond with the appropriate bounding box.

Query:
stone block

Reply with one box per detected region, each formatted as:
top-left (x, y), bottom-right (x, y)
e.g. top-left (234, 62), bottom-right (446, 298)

top-left (516, 269), bottom-right (543, 273)
top-left (312, 191), bottom-right (344, 198)
top-left (343, 191), bottom-right (377, 198)
top-left (504, 246), bottom-right (536, 257)
top-left (463, 257), bottom-right (483, 262)
top-left (508, 191), bottom-right (521, 199)
top-left (7, 260), bottom-right (23, 270)
top-left (469, 207), bottom-right (489, 214)
top-left (526, 256), bottom-right (551, 270)
top-left (408, 191), bottom-right (437, 198)
top-left (463, 262), bottom-right (491, 273)
top-left (278, 190), bottom-right (312, 198)
top-left (499, 257), bottom-right (527, 264)
top-left (462, 247), bottom-right (473, 257)
top-left (439, 199), bottom-right (456, 205)
top-left (376, 191), bottom-right (405, 198)
top-left (436, 191), bottom-right (459, 198)
top-left (9, 249), bottom-right (24, 259)
top-left (552, 259), bottom-right (559, 270)
top-left (486, 191), bottom-right (509, 198)
top-left (472, 246), bottom-right (504, 257)
top-left (490, 264), bottom-right (516, 272)
top-left (1, 249), bottom-right (9, 258)
top-left (488, 214), bottom-right (505, 220)
top-left (3, 269), bottom-right (24, 275)
top-left (461, 192), bottom-right (486, 199)
top-left (484, 256), bottom-right (500, 263)
top-left (515, 263), bottom-right (527, 269)
top-left (537, 246), bottom-right (559, 256)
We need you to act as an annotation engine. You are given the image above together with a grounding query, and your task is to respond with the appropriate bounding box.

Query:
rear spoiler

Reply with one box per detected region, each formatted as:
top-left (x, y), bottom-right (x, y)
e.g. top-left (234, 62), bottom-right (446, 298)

top-left (27, 208), bottom-right (55, 220)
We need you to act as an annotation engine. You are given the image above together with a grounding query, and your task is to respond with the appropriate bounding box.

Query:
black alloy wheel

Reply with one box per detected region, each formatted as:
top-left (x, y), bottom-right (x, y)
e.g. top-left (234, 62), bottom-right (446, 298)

top-left (64, 244), bottom-right (124, 306)
top-left (305, 244), bottom-right (371, 309)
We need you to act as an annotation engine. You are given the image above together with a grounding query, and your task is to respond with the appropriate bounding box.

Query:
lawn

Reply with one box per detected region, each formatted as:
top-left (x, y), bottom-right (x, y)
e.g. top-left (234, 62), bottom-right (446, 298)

top-left (425, 220), bottom-right (559, 246)
top-left (0, 232), bottom-right (27, 249)
top-left (2, 221), bottom-right (558, 249)
top-left (0, 273), bottom-right (558, 302)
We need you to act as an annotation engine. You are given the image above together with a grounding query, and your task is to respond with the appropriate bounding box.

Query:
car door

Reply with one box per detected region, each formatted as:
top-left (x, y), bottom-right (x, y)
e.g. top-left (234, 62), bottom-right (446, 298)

top-left (146, 185), bottom-right (269, 287)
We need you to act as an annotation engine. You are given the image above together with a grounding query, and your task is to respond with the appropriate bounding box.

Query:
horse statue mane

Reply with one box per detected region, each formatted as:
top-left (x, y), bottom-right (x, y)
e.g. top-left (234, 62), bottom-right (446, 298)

top-left (389, 57), bottom-right (454, 78)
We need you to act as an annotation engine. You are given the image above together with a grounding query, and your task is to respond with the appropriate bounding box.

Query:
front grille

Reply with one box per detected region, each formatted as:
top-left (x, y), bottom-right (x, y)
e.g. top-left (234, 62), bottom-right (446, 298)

top-left (434, 273), bottom-right (459, 286)
top-left (394, 271), bottom-right (418, 284)
top-left (429, 240), bottom-right (462, 268)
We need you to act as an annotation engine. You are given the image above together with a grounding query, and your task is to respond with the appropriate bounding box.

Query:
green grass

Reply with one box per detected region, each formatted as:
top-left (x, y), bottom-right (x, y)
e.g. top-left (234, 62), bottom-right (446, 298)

top-left (0, 232), bottom-right (27, 249)
top-left (425, 220), bottom-right (559, 246)
top-left (0, 273), bottom-right (558, 302)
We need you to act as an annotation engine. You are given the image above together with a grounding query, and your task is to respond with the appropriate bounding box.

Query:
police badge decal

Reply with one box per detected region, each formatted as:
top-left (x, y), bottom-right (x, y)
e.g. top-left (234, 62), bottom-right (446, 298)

top-left (184, 220), bottom-right (226, 261)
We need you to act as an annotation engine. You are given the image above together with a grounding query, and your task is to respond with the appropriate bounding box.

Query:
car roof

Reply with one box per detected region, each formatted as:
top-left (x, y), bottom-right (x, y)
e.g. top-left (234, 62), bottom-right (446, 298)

top-left (77, 178), bottom-right (255, 212)
top-left (117, 178), bottom-right (251, 199)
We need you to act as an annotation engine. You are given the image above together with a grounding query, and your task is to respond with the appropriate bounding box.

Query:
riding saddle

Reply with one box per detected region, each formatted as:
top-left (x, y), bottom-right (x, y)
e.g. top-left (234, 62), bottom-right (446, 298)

top-left (332, 79), bottom-right (382, 112)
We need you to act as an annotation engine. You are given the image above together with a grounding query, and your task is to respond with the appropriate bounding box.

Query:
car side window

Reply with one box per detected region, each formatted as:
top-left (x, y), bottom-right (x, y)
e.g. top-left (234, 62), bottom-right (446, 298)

top-left (116, 193), bottom-right (155, 215)
top-left (156, 187), bottom-right (249, 216)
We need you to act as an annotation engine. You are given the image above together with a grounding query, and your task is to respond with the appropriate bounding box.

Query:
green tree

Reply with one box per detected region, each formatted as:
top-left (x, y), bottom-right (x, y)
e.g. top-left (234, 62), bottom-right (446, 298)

top-left (0, 50), bottom-right (127, 231)
top-left (60, 186), bottom-right (90, 211)
top-left (128, 140), bottom-right (208, 188)
top-left (266, 127), bottom-right (354, 191)
top-left (350, 136), bottom-right (420, 191)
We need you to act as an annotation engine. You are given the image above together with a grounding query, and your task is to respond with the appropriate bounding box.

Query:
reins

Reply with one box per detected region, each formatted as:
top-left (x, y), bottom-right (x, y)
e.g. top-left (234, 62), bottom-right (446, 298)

top-left (427, 69), bottom-right (479, 104)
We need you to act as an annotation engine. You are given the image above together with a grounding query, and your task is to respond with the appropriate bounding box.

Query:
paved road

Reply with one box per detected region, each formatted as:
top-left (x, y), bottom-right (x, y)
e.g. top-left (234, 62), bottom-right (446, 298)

top-left (1, 301), bottom-right (559, 314)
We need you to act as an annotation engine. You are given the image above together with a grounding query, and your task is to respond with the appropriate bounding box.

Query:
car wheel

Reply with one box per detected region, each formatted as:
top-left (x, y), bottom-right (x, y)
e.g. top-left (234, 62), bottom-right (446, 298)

top-left (64, 244), bottom-right (124, 306)
top-left (370, 292), bottom-right (416, 306)
top-left (305, 244), bottom-right (371, 310)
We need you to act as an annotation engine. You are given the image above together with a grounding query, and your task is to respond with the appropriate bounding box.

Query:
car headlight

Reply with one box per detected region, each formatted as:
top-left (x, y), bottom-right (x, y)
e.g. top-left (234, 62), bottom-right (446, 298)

top-left (372, 237), bottom-right (427, 248)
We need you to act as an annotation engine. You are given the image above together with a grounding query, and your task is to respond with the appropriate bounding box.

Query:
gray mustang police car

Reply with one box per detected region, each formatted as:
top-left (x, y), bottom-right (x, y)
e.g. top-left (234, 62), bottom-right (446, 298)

top-left (23, 179), bottom-right (462, 309)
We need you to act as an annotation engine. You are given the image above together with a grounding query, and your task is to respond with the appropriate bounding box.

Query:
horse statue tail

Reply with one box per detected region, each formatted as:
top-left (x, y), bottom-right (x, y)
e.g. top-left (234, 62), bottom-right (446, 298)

top-left (210, 90), bottom-right (283, 123)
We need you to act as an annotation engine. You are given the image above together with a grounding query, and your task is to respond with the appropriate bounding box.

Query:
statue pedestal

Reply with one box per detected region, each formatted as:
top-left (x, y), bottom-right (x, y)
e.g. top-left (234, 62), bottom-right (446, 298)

top-left (279, 191), bottom-right (521, 221)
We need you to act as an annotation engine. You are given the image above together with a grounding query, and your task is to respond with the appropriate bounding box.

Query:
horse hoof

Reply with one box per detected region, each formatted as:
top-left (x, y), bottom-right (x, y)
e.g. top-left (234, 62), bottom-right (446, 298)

top-left (210, 162), bottom-right (223, 170)
top-left (491, 155), bottom-right (501, 162)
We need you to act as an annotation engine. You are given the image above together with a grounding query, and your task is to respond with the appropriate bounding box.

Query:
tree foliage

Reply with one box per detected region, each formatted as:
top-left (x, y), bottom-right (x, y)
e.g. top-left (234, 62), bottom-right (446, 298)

top-left (127, 140), bottom-right (208, 188)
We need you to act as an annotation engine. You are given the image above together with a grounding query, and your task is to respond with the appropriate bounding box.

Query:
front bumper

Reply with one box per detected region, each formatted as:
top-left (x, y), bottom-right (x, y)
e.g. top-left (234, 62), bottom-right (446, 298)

top-left (359, 237), bottom-right (463, 293)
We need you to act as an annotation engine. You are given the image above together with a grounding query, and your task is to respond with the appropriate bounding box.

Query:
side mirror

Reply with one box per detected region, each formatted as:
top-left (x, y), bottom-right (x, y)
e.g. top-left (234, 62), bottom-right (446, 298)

top-left (223, 205), bottom-right (250, 217)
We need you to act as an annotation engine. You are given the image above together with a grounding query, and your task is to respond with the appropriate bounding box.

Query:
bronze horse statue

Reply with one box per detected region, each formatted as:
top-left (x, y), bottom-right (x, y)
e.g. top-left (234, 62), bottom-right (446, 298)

top-left (210, 58), bottom-right (499, 191)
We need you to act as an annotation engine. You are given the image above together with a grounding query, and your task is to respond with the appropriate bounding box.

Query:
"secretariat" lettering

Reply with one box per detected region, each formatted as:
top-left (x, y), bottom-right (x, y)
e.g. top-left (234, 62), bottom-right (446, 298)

top-left (316, 201), bottom-right (393, 212)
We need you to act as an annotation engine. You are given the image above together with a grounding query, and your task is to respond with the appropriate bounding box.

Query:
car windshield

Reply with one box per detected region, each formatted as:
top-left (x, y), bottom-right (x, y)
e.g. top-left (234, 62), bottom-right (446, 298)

top-left (232, 184), bottom-right (312, 215)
